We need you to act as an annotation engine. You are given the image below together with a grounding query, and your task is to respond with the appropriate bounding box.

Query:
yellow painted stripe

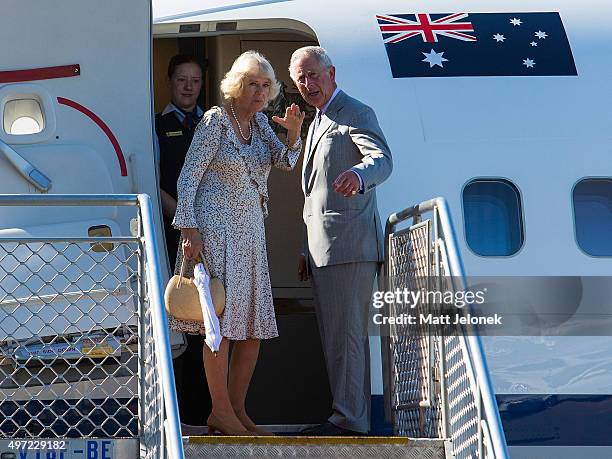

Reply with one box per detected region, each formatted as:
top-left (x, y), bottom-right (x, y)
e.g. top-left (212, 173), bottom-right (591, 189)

top-left (187, 436), bottom-right (412, 446)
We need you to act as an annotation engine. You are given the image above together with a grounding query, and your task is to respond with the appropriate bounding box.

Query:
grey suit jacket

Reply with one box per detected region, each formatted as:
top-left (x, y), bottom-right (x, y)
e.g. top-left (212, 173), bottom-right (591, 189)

top-left (302, 90), bottom-right (393, 267)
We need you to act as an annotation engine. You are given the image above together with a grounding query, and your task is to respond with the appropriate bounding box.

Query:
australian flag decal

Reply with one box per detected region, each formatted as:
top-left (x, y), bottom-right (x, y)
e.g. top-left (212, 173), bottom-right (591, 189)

top-left (378, 12), bottom-right (577, 77)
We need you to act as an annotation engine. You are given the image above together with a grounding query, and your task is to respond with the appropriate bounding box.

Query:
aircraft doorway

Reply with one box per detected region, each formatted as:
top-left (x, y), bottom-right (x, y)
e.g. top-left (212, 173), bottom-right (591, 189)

top-left (153, 29), bottom-right (332, 428)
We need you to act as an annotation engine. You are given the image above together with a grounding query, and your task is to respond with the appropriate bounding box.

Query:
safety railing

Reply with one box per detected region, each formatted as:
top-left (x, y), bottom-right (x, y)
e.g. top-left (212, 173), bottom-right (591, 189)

top-left (0, 194), bottom-right (183, 459)
top-left (382, 197), bottom-right (508, 459)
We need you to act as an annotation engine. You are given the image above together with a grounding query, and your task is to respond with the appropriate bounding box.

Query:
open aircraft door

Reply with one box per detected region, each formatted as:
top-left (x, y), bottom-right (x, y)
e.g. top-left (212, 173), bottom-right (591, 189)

top-left (0, 0), bottom-right (174, 329)
top-left (0, 0), bottom-right (163, 257)
top-left (0, 0), bottom-right (186, 424)
top-left (0, 1), bottom-right (186, 448)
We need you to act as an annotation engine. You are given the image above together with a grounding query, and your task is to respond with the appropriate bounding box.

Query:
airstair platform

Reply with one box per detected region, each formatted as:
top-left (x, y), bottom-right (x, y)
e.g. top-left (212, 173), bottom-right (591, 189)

top-left (182, 436), bottom-right (446, 458)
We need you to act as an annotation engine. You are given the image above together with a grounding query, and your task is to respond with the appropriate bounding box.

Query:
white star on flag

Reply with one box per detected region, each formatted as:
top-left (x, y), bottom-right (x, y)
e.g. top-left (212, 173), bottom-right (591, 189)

top-left (510, 18), bottom-right (522, 26)
top-left (535, 30), bottom-right (548, 39)
top-left (493, 33), bottom-right (506, 42)
top-left (422, 49), bottom-right (448, 68)
top-left (523, 58), bottom-right (536, 68)
top-left (530, 41), bottom-right (538, 46)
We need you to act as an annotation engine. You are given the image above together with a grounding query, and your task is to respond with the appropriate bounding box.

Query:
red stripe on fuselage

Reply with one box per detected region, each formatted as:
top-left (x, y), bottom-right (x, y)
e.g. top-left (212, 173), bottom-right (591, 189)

top-left (57, 97), bottom-right (128, 177)
top-left (0, 64), bottom-right (80, 83)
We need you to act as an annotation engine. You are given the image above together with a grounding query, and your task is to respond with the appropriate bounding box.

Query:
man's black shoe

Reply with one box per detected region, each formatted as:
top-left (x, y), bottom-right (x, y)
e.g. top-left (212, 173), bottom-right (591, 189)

top-left (300, 421), bottom-right (366, 436)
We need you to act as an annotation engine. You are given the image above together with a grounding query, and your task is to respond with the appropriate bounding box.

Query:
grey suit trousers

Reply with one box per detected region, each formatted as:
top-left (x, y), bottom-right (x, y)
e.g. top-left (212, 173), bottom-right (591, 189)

top-left (310, 260), bottom-right (378, 433)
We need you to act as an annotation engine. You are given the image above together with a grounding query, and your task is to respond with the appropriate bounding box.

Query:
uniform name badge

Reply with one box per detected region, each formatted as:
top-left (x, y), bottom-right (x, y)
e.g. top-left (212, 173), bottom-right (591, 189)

top-left (165, 130), bottom-right (183, 137)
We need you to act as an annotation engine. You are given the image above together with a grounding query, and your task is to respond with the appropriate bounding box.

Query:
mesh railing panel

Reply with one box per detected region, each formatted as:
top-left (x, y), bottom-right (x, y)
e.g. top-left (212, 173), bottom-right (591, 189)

top-left (0, 196), bottom-right (180, 459)
top-left (0, 240), bottom-right (139, 438)
top-left (0, 240), bottom-right (140, 438)
top-left (443, 334), bottom-right (479, 459)
top-left (140, 250), bottom-right (164, 459)
top-left (385, 200), bottom-right (508, 458)
top-left (387, 221), bottom-right (444, 438)
top-left (438, 263), bottom-right (481, 459)
top-left (0, 234), bottom-right (166, 456)
top-left (387, 217), bottom-right (494, 458)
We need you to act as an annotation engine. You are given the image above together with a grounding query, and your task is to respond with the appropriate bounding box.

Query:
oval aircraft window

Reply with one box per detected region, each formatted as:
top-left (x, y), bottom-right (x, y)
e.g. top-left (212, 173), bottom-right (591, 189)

top-left (463, 179), bottom-right (524, 256)
top-left (3, 98), bottom-right (45, 135)
top-left (573, 178), bottom-right (612, 256)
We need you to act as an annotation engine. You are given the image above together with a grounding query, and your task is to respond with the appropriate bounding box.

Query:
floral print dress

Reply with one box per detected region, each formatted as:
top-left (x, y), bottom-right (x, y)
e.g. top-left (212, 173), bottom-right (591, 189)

top-left (170, 106), bottom-right (301, 340)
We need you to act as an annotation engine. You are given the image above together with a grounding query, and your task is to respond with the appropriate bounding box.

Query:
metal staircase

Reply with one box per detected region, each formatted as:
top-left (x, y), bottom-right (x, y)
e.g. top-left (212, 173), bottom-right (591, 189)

top-left (0, 195), bottom-right (507, 459)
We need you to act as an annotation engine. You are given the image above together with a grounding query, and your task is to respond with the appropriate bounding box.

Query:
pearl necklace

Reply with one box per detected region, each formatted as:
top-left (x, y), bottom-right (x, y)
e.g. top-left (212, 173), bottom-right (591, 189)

top-left (230, 103), bottom-right (252, 142)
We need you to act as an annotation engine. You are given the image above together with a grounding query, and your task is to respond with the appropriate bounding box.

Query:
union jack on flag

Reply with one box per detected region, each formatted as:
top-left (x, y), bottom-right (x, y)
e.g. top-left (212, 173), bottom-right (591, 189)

top-left (378, 12), bottom-right (577, 78)
top-left (377, 13), bottom-right (477, 44)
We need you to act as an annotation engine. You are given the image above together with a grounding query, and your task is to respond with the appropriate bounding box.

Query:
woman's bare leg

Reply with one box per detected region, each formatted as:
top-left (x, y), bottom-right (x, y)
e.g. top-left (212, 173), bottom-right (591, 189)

top-left (203, 338), bottom-right (247, 432)
top-left (228, 339), bottom-right (262, 430)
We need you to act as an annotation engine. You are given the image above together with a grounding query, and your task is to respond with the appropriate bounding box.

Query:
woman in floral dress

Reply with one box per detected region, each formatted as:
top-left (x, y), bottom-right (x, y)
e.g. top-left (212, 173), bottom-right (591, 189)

top-left (171, 51), bottom-right (304, 436)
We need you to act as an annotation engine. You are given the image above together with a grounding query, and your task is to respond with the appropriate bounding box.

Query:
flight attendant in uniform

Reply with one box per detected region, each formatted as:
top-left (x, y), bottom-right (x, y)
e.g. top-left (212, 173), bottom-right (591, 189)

top-left (156, 54), bottom-right (205, 272)
top-left (155, 54), bottom-right (208, 429)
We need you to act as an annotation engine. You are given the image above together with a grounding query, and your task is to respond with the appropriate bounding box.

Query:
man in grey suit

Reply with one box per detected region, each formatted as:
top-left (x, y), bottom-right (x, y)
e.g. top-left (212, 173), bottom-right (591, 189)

top-left (289, 46), bottom-right (393, 435)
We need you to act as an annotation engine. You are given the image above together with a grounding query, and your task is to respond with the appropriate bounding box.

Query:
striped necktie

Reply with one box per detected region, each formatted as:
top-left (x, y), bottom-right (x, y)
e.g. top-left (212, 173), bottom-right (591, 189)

top-left (305, 111), bottom-right (323, 190)
top-left (314, 110), bottom-right (322, 132)
top-left (309, 111), bottom-right (322, 151)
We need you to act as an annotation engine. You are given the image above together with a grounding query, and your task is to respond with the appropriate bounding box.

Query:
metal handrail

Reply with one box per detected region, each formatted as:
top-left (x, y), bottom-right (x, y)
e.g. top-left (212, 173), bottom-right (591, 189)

top-left (0, 193), bottom-right (184, 459)
top-left (385, 197), bottom-right (509, 459)
top-left (137, 194), bottom-right (183, 459)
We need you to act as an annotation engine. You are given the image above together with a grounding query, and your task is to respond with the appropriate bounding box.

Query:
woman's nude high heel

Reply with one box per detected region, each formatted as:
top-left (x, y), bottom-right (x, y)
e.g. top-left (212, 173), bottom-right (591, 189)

top-left (207, 413), bottom-right (252, 436)
top-left (247, 425), bottom-right (275, 436)
top-left (237, 414), bottom-right (275, 436)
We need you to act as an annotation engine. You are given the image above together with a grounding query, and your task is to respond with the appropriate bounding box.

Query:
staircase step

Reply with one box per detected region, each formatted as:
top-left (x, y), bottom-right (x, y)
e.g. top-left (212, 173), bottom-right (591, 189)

top-left (183, 436), bottom-right (446, 458)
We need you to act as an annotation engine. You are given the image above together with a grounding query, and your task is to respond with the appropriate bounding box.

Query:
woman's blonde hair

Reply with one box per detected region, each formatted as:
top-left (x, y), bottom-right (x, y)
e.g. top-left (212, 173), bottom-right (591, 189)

top-left (220, 51), bottom-right (280, 106)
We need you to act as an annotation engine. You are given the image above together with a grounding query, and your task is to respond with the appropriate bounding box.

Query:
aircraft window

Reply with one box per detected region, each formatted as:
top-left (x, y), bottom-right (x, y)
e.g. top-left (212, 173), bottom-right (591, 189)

top-left (3, 99), bottom-right (45, 135)
top-left (11, 116), bottom-right (40, 135)
top-left (463, 179), bottom-right (524, 256)
top-left (573, 179), bottom-right (612, 256)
